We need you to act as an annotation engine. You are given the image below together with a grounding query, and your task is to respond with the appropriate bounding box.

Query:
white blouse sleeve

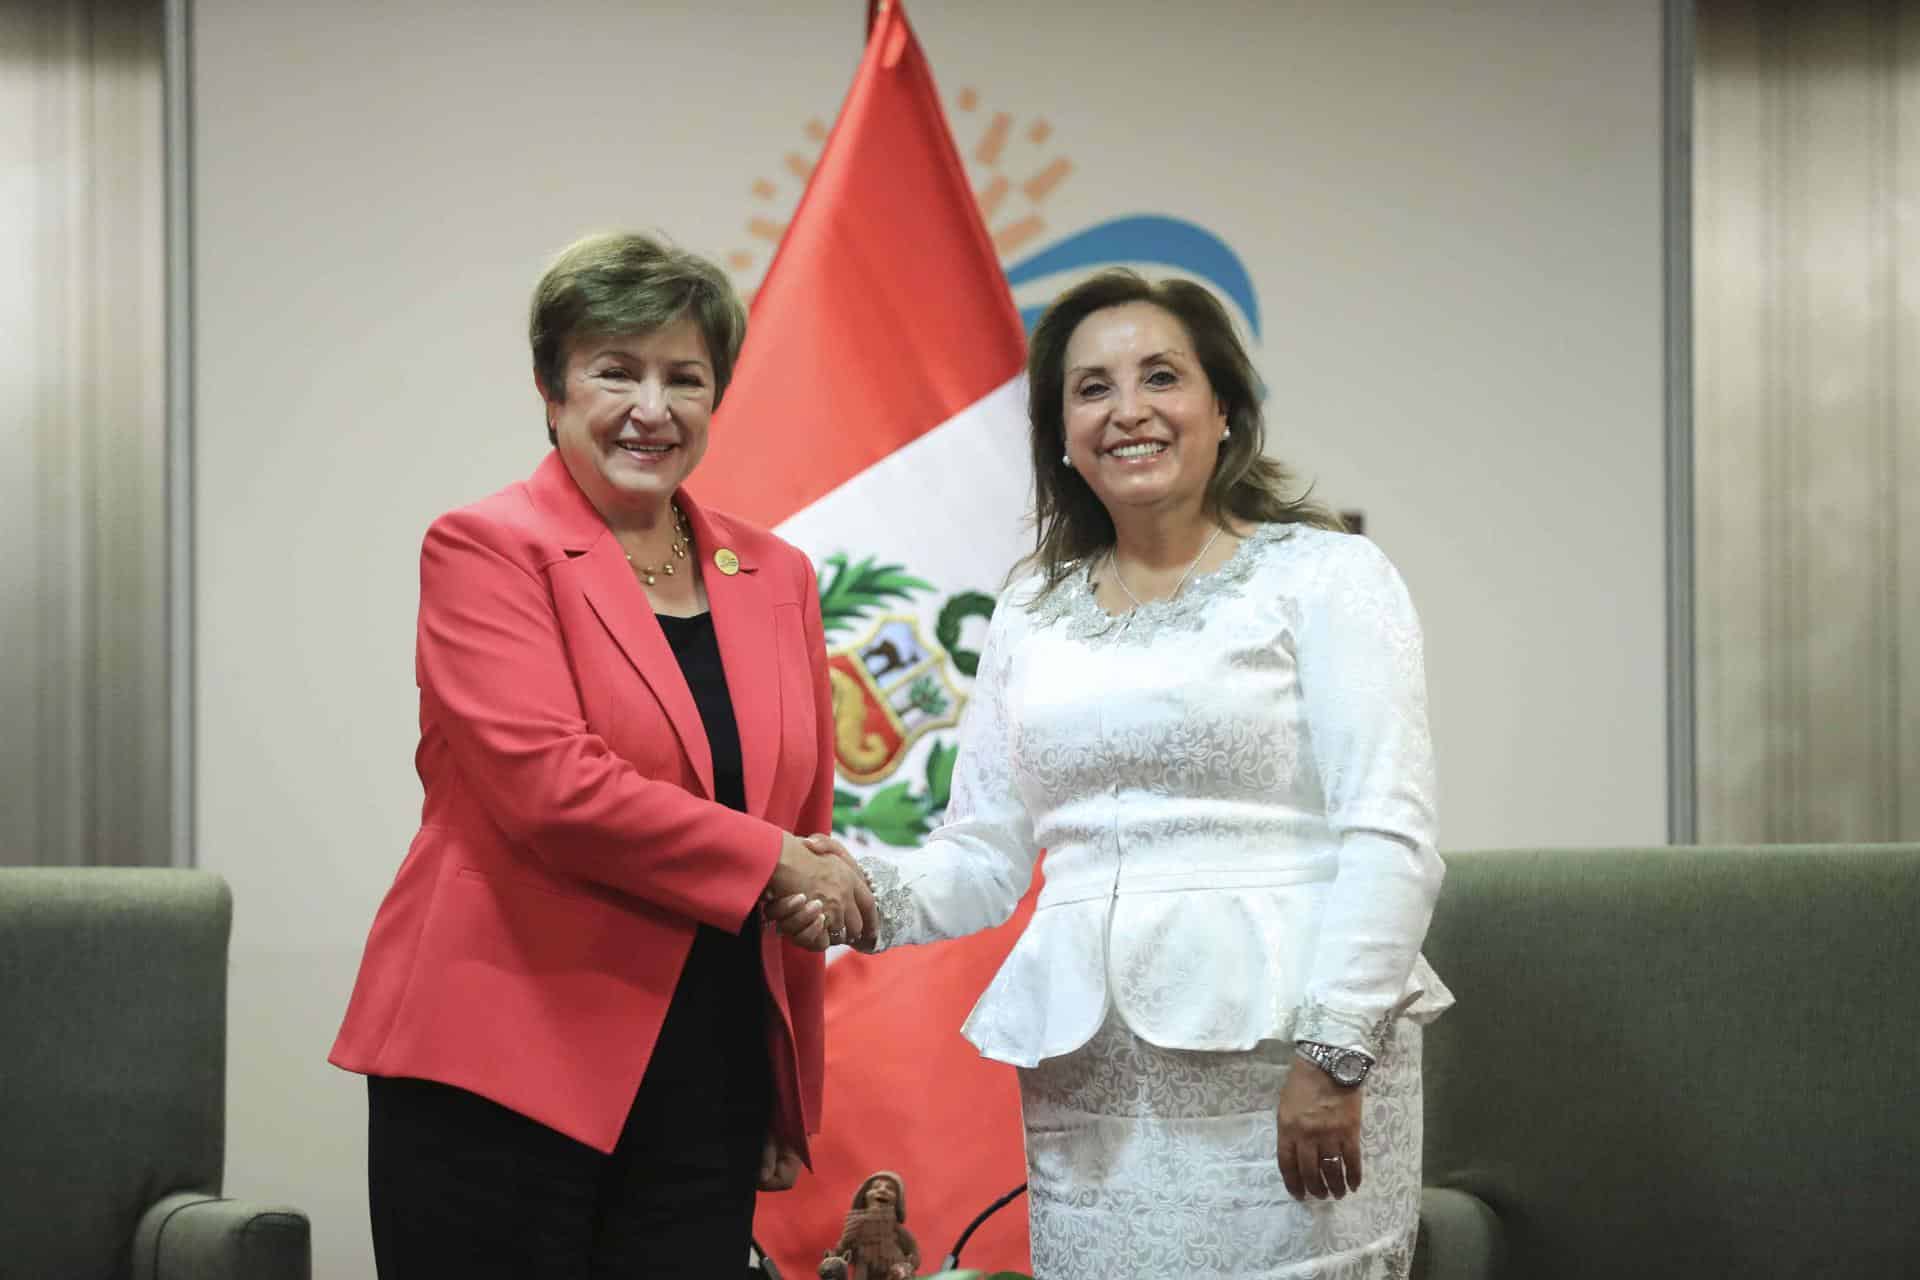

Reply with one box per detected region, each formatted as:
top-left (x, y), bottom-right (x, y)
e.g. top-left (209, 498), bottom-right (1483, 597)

top-left (852, 585), bottom-right (1040, 950)
top-left (1291, 536), bottom-right (1446, 1058)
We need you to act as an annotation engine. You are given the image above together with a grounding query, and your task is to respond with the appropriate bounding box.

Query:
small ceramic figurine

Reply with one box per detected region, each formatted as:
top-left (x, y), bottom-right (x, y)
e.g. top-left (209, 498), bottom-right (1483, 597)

top-left (818, 1170), bottom-right (920, 1280)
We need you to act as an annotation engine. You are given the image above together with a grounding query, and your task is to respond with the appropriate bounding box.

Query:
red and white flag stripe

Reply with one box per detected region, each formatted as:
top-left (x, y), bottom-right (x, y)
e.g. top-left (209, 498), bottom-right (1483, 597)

top-left (701, 3), bottom-right (1038, 1275)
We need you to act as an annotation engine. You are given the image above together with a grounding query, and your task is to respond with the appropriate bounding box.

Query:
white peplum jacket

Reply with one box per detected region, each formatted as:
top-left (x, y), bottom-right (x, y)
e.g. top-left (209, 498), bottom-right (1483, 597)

top-left (852, 521), bottom-right (1453, 1068)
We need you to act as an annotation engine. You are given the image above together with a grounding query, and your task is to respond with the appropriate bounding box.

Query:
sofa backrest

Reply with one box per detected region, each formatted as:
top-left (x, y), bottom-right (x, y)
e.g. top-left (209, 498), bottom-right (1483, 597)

top-left (1419, 843), bottom-right (1920, 1279)
top-left (0, 868), bottom-right (232, 1279)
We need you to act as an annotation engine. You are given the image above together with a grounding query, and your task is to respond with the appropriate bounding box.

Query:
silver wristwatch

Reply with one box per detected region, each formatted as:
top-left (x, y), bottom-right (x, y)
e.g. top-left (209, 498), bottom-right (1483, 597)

top-left (1294, 1040), bottom-right (1375, 1087)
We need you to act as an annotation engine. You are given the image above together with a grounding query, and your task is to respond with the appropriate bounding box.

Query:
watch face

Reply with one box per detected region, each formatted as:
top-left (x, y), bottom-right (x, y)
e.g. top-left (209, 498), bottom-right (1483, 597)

top-left (1332, 1053), bottom-right (1367, 1086)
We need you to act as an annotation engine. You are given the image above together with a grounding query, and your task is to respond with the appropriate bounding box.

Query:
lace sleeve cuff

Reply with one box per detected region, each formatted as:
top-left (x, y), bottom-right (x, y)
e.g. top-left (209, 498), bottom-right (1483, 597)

top-left (1292, 997), bottom-right (1395, 1060)
top-left (850, 853), bottom-right (911, 952)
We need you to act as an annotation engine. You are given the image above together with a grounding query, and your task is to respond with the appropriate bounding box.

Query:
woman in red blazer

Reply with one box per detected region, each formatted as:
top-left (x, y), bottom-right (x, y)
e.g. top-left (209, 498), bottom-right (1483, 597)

top-left (330, 231), bottom-right (874, 1278)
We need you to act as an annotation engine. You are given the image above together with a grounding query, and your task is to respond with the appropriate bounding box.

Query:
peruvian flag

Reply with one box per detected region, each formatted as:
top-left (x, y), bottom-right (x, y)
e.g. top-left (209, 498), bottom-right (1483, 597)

top-left (698, 2), bottom-right (1037, 1276)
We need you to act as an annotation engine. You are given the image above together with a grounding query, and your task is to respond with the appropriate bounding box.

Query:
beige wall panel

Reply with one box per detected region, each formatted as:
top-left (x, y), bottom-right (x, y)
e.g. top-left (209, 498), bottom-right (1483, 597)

top-left (1695, 0), bottom-right (1919, 842)
top-left (1696, 4), bottom-right (1775, 840)
top-left (0, 0), bottom-right (169, 866)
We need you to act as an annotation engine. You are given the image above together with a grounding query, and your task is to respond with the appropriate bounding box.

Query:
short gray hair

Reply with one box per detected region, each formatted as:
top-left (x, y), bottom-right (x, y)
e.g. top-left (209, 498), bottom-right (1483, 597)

top-left (529, 231), bottom-right (749, 443)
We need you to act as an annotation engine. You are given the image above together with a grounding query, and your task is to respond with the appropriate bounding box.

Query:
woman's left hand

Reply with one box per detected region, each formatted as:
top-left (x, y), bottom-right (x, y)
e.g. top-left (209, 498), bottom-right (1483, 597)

top-left (1275, 1060), bottom-right (1364, 1202)
top-left (757, 1134), bottom-right (805, 1191)
top-left (763, 891), bottom-right (831, 949)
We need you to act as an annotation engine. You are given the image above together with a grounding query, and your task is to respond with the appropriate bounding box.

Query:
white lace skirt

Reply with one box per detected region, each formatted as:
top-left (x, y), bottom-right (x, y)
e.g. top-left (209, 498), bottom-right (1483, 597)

top-left (1018, 1012), bottom-right (1422, 1279)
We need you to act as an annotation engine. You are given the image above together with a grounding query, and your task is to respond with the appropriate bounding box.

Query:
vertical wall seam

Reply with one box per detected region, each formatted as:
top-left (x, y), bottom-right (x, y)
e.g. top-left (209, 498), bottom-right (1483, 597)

top-left (1666, 0), bottom-right (1699, 845)
top-left (1872, 0), bottom-right (1899, 836)
top-left (164, 0), bottom-right (195, 868)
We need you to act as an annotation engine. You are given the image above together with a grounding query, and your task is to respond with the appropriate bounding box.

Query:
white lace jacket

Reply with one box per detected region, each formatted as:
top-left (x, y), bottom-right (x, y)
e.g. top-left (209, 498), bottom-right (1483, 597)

top-left (853, 522), bottom-right (1453, 1068)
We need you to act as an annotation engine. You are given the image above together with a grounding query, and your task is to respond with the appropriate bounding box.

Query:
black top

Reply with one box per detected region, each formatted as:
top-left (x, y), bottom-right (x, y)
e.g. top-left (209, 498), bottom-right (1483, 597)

top-left (651, 611), bottom-right (768, 1108)
top-left (655, 611), bottom-right (746, 814)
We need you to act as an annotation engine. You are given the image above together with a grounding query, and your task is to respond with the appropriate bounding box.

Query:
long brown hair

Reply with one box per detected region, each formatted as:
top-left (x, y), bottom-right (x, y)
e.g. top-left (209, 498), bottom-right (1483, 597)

top-left (1020, 269), bottom-right (1343, 600)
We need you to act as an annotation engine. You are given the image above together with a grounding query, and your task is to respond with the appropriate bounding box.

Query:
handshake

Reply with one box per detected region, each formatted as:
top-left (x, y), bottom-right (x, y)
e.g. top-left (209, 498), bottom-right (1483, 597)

top-left (764, 831), bottom-right (875, 952)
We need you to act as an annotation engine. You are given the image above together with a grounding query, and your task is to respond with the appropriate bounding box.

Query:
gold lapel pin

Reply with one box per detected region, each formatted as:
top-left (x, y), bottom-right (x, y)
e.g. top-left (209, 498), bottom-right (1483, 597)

top-left (713, 548), bottom-right (741, 576)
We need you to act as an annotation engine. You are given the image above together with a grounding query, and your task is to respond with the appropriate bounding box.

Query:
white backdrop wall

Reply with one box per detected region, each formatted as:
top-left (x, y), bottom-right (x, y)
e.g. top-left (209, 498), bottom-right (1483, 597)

top-left (192, 2), bottom-right (1667, 1273)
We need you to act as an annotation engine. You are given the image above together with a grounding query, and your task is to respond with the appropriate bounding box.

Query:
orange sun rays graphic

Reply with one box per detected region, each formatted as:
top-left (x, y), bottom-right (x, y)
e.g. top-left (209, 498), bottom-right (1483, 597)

top-left (727, 92), bottom-right (1073, 301)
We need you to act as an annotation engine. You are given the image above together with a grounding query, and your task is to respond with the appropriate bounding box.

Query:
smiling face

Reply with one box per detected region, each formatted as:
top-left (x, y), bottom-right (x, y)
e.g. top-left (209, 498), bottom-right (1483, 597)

top-left (864, 1178), bottom-right (899, 1212)
top-left (1060, 301), bottom-right (1229, 521)
top-left (544, 316), bottom-right (714, 525)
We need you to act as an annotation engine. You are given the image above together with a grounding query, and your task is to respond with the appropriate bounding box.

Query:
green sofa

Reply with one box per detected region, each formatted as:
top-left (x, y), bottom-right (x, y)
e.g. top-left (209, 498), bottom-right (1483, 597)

top-left (0, 869), bottom-right (310, 1280)
top-left (1412, 843), bottom-right (1920, 1279)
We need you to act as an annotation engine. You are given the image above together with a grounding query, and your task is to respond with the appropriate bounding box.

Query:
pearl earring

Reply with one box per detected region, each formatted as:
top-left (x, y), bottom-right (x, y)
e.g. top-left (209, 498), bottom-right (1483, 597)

top-left (1062, 452), bottom-right (1071, 466)
top-left (1223, 427), bottom-right (1232, 439)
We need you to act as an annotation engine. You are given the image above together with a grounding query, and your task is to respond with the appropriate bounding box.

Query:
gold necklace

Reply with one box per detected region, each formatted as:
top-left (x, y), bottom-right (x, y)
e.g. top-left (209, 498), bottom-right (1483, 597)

top-left (624, 506), bottom-right (691, 586)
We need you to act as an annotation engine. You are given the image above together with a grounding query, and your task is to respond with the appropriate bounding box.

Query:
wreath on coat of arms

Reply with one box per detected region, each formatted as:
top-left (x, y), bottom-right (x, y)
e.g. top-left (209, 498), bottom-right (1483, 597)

top-left (817, 552), bottom-right (995, 847)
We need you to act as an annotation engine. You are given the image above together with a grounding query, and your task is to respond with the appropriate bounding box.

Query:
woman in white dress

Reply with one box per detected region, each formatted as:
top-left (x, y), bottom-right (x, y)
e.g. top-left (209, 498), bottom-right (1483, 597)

top-left (794, 270), bottom-right (1452, 1279)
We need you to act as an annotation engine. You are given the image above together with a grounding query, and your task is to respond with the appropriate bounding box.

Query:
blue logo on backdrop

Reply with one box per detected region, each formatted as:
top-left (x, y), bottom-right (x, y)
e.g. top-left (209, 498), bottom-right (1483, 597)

top-left (1003, 214), bottom-right (1262, 339)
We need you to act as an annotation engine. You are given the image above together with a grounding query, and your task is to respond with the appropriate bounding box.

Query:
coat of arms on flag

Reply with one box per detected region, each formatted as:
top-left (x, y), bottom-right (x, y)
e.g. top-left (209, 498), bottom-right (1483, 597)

top-left (820, 554), bottom-right (997, 841)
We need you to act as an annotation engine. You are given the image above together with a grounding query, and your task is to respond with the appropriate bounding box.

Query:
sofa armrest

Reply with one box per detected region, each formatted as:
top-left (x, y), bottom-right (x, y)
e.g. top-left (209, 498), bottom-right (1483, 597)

top-left (132, 1191), bottom-right (312, 1280)
top-left (1412, 1187), bottom-right (1505, 1280)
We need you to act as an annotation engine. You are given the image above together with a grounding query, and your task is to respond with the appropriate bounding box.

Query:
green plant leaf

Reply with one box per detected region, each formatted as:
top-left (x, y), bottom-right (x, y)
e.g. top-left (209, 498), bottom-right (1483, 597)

top-left (923, 738), bottom-right (958, 811)
top-left (817, 552), bottom-right (933, 638)
top-left (841, 781), bottom-right (931, 846)
top-left (830, 787), bottom-right (866, 835)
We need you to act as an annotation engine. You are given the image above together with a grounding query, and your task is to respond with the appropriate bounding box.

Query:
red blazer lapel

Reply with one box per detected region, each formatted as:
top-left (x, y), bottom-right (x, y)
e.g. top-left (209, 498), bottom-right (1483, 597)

top-left (568, 545), bottom-right (716, 799)
top-left (683, 495), bottom-right (781, 818)
top-left (529, 454), bottom-right (715, 799)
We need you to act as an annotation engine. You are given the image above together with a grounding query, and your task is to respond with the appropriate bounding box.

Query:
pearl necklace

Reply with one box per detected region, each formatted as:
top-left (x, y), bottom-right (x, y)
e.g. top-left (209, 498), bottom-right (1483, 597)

top-left (624, 506), bottom-right (690, 586)
top-left (1109, 524), bottom-right (1225, 609)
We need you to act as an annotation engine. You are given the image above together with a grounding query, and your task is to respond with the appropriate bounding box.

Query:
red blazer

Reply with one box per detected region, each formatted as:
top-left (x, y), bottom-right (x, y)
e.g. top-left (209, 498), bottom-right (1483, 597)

top-left (330, 452), bottom-right (831, 1157)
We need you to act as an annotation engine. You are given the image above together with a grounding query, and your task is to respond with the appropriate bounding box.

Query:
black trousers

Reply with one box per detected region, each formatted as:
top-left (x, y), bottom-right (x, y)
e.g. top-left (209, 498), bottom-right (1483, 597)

top-left (366, 922), bottom-right (772, 1279)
